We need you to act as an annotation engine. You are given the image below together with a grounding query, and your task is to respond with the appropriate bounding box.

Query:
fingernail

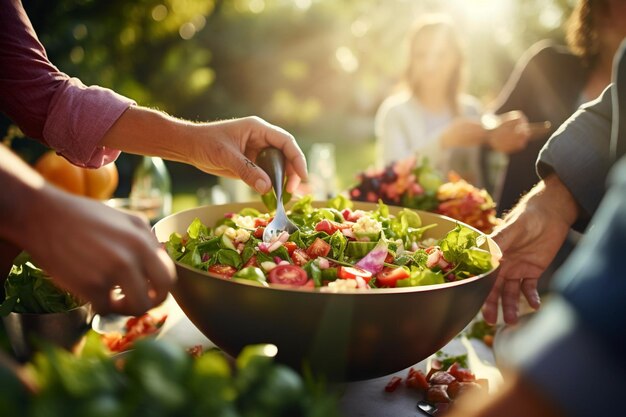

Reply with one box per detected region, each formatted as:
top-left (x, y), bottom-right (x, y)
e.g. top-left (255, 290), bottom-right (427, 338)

top-left (255, 179), bottom-right (269, 193)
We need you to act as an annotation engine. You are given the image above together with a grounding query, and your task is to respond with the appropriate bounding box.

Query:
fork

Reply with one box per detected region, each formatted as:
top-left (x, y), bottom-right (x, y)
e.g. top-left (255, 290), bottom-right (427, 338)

top-left (255, 147), bottom-right (299, 242)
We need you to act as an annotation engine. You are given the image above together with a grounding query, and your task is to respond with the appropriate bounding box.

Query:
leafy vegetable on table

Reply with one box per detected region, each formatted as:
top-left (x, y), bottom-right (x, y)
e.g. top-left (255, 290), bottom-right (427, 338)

top-left (0, 331), bottom-right (342, 417)
top-left (0, 253), bottom-right (82, 316)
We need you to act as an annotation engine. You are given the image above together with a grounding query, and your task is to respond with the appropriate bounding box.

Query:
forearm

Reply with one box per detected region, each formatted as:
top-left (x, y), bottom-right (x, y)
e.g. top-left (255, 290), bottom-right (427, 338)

top-left (99, 106), bottom-right (198, 164)
top-left (0, 145), bottom-right (47, 245)
top-left (506, 173), bottom-right (580, 227)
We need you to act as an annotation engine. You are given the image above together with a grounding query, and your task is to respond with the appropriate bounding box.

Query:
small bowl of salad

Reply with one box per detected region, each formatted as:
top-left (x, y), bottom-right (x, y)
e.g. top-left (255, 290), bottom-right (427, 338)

top-left (153, 195), bottom-right (501, 381)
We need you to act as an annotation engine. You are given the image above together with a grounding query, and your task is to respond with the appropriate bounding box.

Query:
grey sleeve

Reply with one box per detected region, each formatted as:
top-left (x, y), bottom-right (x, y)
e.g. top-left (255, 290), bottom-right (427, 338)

top-left (536, 88), bottom-right (613, 217)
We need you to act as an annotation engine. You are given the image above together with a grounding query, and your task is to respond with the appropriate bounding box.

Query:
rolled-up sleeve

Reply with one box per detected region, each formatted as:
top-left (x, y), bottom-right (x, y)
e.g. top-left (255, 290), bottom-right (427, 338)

top-left (0, 0), bottom-right (135, 168)
top-left (536, 89), bottom-right (613, 217)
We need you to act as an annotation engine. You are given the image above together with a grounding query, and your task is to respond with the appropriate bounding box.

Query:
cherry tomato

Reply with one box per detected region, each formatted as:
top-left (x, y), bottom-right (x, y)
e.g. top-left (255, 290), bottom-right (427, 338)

top-left (384, 376), bottom-right (402, 392)
top-left (315, 219), bottom-right (351, 234)
top-left (254, 217), bottom-right (269, 227)
top-left (243, 255), bottom-right (259, 268)
top-left (268, 264), bottom-right (308, 286)
top-left (306, 237), bottom-right (331, 259)
top-left (253, 227), bottom-right (265, 239)
top-left (290, 248), bottom-right (310, 266)
top-left (283, 241), bottom-right (298, 255)
top-left (376, 266), bottom-right (410, 288)
top-left (447, 362), bottom-right (476, 382)
top-left (337, 266), bottom-right (373, 283)
top-left (208, 264), bottom-right (237, 278)
top-left (406, 367), bottom-right (430, 391)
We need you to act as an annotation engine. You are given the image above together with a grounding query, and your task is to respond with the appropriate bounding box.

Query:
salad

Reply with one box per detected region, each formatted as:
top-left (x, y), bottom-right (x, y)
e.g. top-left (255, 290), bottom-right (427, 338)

top-left (164, 195), bottom-right (493, 291)
top-left (348, 155), bottom-right (500, 233)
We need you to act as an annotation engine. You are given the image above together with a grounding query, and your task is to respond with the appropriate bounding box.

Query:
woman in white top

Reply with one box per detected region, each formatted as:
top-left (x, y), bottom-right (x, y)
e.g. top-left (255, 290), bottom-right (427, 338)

top-left (375, 15), bottom-right (531, 188)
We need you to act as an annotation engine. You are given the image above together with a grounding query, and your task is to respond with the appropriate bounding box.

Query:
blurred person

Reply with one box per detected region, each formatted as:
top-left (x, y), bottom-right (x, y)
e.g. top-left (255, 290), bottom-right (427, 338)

top-left (480, 0), bottom-right (626, 298)
top-left (482, 33), bottom-right (626, 327)
top-left (486, 0), bottom-right (626, 216)
top-left (375, 14), bottom-right (531, 188)
top-left (0, 0), bottom-right (307, 316)
top-left (444, 38), bottom-right (626, 417)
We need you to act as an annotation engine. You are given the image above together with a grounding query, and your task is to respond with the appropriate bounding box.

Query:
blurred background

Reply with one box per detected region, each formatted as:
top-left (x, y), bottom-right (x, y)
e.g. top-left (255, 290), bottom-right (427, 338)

top-left (2, 0), bottom-right (575, 205)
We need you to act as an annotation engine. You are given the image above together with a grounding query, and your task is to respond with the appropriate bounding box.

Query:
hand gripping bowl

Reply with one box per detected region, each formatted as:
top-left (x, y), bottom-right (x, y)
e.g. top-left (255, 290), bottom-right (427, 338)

top-left (153, 201), bottom-right (501, 381)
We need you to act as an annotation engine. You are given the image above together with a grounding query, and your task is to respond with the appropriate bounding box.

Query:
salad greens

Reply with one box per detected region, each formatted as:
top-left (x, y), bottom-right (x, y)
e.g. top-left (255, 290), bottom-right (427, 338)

top-left (0, 253), bottom-right (83, 316)
top-left (0, 331), bottom-right (341, 417)
top-left (165, 196), bottom-right (493, 289)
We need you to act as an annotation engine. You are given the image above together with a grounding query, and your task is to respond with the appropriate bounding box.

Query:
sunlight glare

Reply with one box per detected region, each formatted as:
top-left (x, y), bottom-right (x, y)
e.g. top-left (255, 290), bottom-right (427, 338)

top-left (336, 46), bottom-right (359, 73)
top-left (293, 0), bottom-right (312, 11)
top-left (249, 0), bottom-right (266, 14)
top-left (539, 4), bottom-right (564, 30)
top-left (179, 22), bottom-right (196, 39)
top-left (152, 4), bottom-right (168, 21)
top-left (72, 24), bottom-right (88, 40)
top-left (447, 0), bottom-right (514, 27)
top-left (351, 18), bottom-right (370, 38)
top-left (69, 46), bottom-right (84, 64)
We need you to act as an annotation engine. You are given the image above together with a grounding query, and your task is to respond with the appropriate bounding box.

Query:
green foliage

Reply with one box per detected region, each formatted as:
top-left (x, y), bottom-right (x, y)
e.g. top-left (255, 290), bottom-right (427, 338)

top-left (13, 0), bottom-right (574, 190)
top-left (0, 334), bottom-right (342, 417)
top-left (0, 253), bottom-right (82, 316)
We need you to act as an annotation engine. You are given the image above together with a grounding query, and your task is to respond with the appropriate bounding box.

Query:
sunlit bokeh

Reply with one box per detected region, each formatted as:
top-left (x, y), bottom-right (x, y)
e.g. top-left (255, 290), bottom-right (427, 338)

top-left (18, 0), bottom-right (577, 193)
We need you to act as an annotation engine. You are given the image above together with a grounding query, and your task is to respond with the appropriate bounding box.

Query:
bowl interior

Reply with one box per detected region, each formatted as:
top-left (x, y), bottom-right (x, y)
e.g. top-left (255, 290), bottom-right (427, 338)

top-left (154, 201), bottom-right (500, 381)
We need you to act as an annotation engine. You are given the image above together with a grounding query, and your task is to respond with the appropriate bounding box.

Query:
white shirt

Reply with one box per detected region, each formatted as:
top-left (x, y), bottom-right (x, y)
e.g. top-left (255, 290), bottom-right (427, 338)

top-left (374, 91), bottom-right (483, 186)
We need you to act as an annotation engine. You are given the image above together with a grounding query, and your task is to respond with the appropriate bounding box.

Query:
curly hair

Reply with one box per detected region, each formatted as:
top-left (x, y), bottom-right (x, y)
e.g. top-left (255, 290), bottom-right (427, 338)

top-left (566, 0), bottom-right (609, 68)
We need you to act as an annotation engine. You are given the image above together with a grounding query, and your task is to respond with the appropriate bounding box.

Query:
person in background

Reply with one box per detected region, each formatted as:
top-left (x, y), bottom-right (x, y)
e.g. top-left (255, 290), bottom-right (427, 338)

top-left (446, 37), bottom-right (626, 417)
top-left (480, 0), bottom-right (626, 304)
top-left (0, 0), bottom-right (307, 316)
top-left (375, 14), bottom-right (531, 188)
top-left (486, 0), bottom-right (626, 216)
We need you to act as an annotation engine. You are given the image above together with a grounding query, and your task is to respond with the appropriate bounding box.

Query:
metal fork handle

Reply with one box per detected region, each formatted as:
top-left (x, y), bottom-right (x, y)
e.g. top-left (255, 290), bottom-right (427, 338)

top-left (256, 147), bottom-right (285, 202)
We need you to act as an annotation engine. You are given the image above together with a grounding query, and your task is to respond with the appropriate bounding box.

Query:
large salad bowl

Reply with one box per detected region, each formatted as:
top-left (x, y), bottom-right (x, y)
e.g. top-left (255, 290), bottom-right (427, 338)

top-left (153, 201), bottom-right (500, 381)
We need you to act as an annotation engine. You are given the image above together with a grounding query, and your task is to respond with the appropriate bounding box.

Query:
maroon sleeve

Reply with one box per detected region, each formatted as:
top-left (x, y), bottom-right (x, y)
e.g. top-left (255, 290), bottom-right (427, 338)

top-left (0, 0), bottom-right (135, 167)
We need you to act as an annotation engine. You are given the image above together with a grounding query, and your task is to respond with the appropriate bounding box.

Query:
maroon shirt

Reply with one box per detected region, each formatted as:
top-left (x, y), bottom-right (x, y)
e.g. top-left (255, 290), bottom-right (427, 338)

top-left (0, 0), bottom-right (134, 167)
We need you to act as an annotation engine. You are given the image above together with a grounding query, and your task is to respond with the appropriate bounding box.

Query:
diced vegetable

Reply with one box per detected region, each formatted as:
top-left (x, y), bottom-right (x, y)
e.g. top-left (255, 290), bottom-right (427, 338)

top-left (166, 196), bottom-right (493, 291)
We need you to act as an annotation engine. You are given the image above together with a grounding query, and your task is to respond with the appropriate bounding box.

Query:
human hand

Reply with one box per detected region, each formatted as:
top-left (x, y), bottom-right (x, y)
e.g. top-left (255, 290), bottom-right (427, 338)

top-left (19, 185), bottom-right (176, 316)
top-left (486, 111), bottom-right (532, 154)
top-left (482, 176), bottom-right (578, 324)
top-left (188, 116), bottom-right (307, 194)
top-left (440, 118), bottom-right (488, 147)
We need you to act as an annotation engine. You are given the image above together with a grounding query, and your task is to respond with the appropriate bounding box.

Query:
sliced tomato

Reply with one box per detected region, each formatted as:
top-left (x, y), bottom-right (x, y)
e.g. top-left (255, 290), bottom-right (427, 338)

top-left (243, 255), bottom-right (259, 268)
top-left (290, 248), bottom-right (310, 266)
top-left (306, 237), bottom-right (331, 259)
top-left (254, 217), bottom-right (269, 227)
top-left (253, 226), bottom-right (265, 239)
top-left (268, 264), bottom-right (308, 286)
top-left (447, 362), bottom-right (476, 382)
top-left (337, 266), bottom-right (373, 283)
top-left (283, 241), bottom-right (298, 255)
top-left (376, 266), bottom-right (410, 288)
top-left (405, 367), bottom-right (429, 391)
top-left (208, 264), bottom-right (237, 278)
top-left (384, 376), bottom-right (402, 392)
top-left (315, 219), bottom-right (352, 235)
